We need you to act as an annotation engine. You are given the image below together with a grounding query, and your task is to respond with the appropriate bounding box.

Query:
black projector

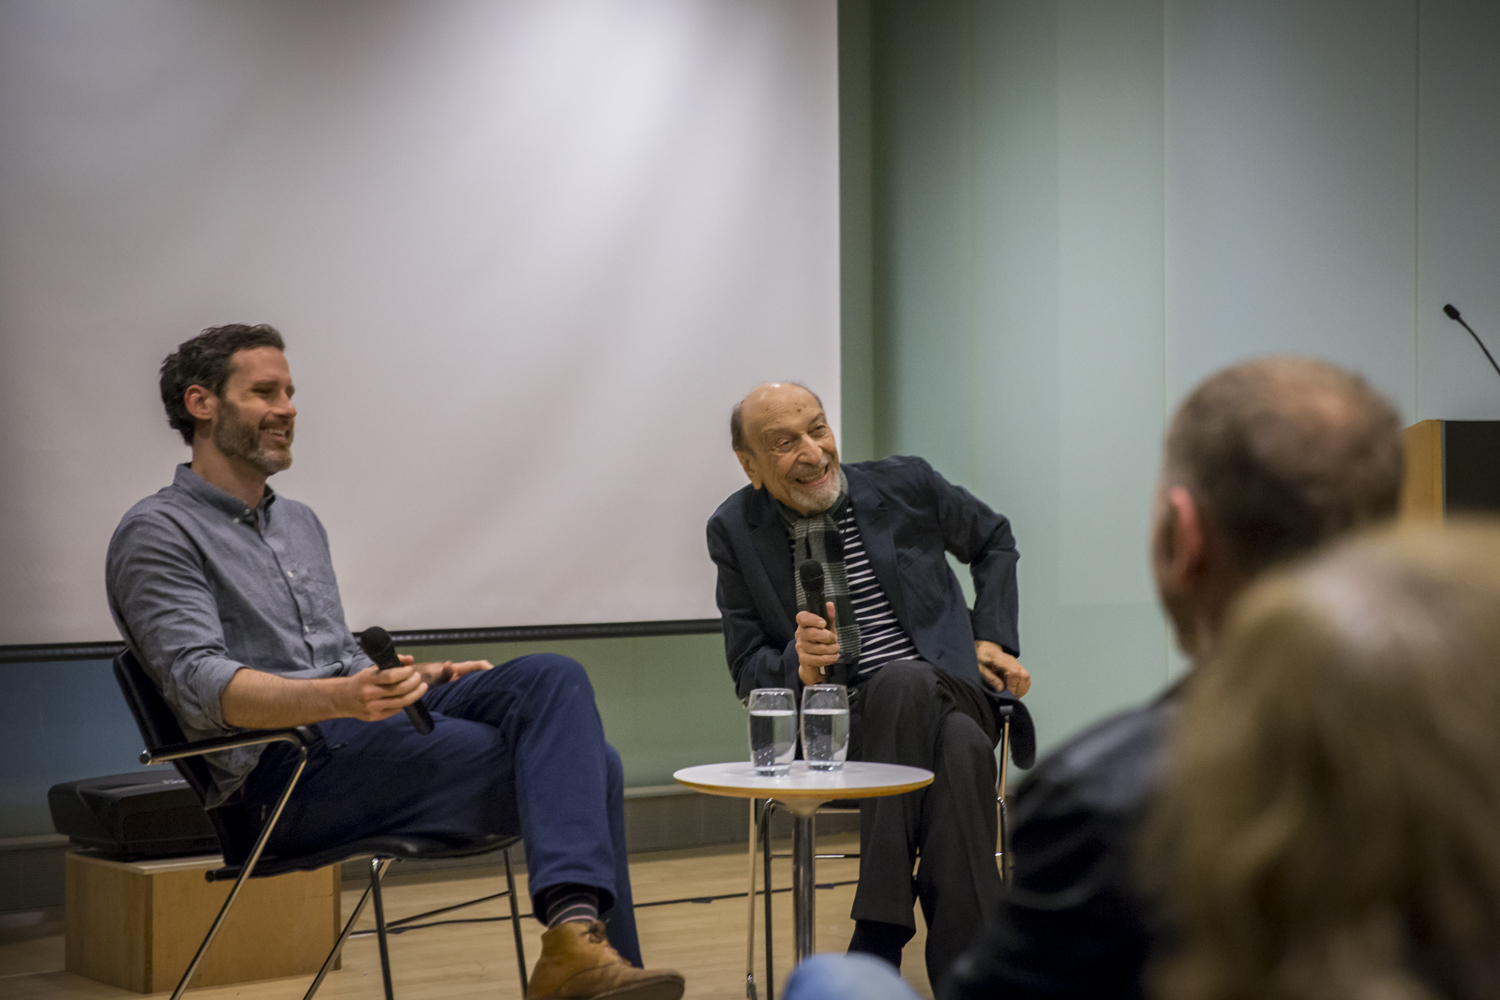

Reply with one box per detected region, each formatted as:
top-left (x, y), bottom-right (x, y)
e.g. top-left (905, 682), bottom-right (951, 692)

top-left (49, 770), bottom-right (219, 859)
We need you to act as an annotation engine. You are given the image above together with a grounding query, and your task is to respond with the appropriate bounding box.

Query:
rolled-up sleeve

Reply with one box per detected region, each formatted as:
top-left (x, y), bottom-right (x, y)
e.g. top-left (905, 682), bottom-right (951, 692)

top-left (106, 513), bottom-right (244, 732)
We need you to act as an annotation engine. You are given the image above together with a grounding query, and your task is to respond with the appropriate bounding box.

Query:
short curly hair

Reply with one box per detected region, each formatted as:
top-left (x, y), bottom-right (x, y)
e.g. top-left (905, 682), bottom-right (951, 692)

top-left (1164, 357), bottom-right (1402, 577)
top-left (159, 324), bottom-right (286, 445)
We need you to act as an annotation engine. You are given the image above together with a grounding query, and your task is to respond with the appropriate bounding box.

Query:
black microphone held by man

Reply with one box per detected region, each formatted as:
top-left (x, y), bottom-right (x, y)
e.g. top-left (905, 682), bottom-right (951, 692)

top-left (798, 559), bottom-right (842, 685)
top-left (357, 626), bottom-right (434, 735)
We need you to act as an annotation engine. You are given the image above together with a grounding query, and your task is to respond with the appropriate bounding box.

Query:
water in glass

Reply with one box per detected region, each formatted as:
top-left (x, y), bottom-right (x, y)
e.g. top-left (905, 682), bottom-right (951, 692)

top-left (801, 683), bottom-right (850, 770)
top-left (747, 688), bottom-right (796, 776)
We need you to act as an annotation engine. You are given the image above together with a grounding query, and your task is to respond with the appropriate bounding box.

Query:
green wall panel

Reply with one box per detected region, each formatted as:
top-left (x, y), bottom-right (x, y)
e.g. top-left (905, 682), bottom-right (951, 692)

top-left (852, 0), bottom-right (1175, 759)
top-left (844, 0), bottom-right (1500, 754)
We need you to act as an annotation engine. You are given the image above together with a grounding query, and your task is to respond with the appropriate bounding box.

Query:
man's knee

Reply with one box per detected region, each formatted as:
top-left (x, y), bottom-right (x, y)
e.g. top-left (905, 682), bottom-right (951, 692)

top-left (940, 711), bottom-right (998, 778)
top-left (507, 652), bottom-right (595, 698)
top-left (941, 709), bottom-right (991, 747)
top-left (863, 659), bottom-right (936, 707)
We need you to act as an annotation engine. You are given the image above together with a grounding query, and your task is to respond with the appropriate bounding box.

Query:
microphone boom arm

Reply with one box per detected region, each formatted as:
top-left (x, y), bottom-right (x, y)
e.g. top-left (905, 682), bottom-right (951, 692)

top-left (1444, 304), bottom-right (1500, 381)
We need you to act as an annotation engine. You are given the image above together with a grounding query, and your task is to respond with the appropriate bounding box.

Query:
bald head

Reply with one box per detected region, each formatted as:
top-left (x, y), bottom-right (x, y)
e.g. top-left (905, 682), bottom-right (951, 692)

top-left (731, 382), bottom-right (840, 515)
top-left (1165, 356), bottom-right (1403, 577)
top-left (731, 382), bottom-right (824, 452)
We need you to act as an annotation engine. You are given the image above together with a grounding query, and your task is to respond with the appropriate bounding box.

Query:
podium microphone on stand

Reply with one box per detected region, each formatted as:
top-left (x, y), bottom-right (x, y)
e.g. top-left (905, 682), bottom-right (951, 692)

top-left (357, 626), bottom-right (435, 734)
top-left (1443, 304), bottom-right (1500, 382)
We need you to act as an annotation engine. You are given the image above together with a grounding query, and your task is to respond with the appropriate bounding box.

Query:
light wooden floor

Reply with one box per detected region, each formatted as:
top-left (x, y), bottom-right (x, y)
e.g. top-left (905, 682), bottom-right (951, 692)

top-left (0, 833), bottom-right (935, 1000)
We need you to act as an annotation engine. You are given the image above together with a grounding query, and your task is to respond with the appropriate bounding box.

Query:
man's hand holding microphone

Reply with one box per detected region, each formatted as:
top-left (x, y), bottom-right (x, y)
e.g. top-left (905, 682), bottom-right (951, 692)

top-left (794, 601), bottom-right (841, 687)
top-left (342, 626), bottom-right (493, 727)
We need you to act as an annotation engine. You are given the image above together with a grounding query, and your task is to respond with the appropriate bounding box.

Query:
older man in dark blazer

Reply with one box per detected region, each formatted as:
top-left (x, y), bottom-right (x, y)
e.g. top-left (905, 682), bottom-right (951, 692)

top-left (706, 381), bottom-right (1028, 984)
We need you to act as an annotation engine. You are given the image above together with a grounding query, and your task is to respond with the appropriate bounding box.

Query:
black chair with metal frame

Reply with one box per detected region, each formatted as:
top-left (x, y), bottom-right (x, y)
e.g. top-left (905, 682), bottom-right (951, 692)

top-left (988, 690), bottom-right (1036, 887)
top-left (111, 649), bottom-right (529, 1000)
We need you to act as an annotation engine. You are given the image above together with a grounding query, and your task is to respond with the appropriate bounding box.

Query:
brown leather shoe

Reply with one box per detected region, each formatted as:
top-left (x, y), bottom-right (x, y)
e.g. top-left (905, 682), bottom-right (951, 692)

top-left (527, 920), bottom-right (685, 1000)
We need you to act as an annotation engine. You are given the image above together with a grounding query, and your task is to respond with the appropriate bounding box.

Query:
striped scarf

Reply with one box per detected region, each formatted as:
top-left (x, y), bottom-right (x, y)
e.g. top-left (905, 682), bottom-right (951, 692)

top-left (778, 469), bottom-right (861, 670)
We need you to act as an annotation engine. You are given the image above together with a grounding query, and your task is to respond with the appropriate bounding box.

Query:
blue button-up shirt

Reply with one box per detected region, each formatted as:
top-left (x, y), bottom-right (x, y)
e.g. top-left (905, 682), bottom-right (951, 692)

top-left (106, 464), bottom-right (372, 804)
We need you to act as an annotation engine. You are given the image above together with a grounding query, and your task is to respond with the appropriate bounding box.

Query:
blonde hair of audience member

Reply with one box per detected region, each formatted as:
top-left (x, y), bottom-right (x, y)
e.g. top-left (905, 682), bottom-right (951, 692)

top-left (1146, 521), bottom-right (1500, 1000)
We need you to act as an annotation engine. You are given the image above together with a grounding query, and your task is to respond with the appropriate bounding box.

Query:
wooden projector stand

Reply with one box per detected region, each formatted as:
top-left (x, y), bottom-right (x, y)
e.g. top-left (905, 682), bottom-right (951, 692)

top-left (66, 851), bottom-right (340, 993)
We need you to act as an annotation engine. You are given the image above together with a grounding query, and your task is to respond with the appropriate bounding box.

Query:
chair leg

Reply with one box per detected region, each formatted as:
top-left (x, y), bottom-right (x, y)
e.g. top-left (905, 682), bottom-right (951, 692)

top-left (370, 857), bottom-right (396, 1000)
top-left (503, 846), bottom-right (528, 996)
top-left (999, 794), bottom-right (1012, 886)
top-left (168, 745), bottom-right (310, 1000)
top-left (997, 716), bottom-right (1013, 885)
top-left (762, 800), bottom-right (774, 1000)
top-left (303, 857), bottom-right (393, 1000)
top-left (745, 799), bottom-right (758, 1000)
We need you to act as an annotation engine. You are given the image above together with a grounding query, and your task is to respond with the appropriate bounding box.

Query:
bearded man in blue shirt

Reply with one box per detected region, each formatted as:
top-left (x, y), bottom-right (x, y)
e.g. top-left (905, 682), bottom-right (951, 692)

top-left (106, 324), bottom-right (683, 1000)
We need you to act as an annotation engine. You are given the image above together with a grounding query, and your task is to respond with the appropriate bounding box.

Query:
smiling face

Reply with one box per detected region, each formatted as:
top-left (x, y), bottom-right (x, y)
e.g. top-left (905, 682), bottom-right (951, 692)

top-left (734, 383), bottom-right (841, 515)
top-left (204, 346), bottom-right (297, 476)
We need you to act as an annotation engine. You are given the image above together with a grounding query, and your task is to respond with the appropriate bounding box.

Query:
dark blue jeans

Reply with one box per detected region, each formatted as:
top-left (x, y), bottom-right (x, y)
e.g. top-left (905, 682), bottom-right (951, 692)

top-left (240, 653), bottom-right (639, 964)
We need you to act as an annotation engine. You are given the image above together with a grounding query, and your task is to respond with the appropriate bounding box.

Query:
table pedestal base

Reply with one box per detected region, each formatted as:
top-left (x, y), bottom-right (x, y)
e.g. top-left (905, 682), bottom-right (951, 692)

top-left (672, 760), bottom-right (934, 982)
top-left (791, 811), bottom-right (816, 963)
top-left (776, 796), bottom-right (825, 967)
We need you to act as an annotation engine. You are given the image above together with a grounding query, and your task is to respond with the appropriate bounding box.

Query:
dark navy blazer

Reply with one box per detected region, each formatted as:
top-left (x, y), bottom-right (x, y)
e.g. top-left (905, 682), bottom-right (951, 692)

top-left (706, 455), bottom-right (1020, 700)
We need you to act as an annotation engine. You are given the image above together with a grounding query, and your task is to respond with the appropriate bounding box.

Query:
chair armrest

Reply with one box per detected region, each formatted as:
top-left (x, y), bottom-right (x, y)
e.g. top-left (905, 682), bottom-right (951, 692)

top-left (984, 688), bottom-right (1036, 769)
top-left (141, 727), bottom-right (312, 766)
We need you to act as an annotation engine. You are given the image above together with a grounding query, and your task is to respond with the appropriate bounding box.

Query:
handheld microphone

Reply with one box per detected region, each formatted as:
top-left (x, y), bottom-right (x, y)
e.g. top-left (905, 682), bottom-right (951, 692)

top-left (799, 560), bottom-right (842, 685)
top-left (799, 560), bottom-right (828, 624)
top-left (1443, 304), bottom-right (1500, 381)
top-left (357, 626), bottom-right (434, 735)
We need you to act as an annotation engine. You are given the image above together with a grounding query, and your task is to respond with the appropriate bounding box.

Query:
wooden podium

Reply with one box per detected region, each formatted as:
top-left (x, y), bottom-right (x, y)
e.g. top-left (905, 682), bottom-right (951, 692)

top-left (1401, 420), bottom-right (1500, 522)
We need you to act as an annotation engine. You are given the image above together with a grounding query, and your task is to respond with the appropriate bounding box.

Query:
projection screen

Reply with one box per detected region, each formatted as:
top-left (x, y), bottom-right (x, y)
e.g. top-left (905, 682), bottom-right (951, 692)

top-left (0, 0), bottom-right (840, 646)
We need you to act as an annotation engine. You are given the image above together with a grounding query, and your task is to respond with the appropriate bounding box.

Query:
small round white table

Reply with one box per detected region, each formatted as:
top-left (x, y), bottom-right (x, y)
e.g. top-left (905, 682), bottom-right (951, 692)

top-left (673, 761), bottom-right (933, 965)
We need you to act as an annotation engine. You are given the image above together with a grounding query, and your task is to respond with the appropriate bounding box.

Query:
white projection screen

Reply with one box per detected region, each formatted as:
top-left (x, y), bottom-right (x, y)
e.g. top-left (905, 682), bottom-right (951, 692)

top-left (0, 0), bottom-right (840, 647)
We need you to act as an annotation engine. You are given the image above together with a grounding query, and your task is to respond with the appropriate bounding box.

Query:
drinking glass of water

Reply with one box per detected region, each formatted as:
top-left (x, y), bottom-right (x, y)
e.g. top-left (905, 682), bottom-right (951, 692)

top-left (748, 688), bottom-right (796, 776)
top-left (801, 683), bottom-right (850, 771)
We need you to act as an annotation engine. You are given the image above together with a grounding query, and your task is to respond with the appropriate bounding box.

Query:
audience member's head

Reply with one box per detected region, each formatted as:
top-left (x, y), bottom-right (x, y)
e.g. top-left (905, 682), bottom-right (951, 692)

top-left (1148, 521), bottom-right (1500, 1000)
top-left (1153, 357), bottom-right (1403, 659)
top-left (731, 381), bottom-right (839, 515)
top-left (159, 323), bottom-right (286, 445)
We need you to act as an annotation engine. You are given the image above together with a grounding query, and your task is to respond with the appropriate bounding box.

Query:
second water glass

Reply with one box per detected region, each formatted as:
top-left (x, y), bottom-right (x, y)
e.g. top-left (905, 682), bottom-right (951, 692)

top-left (801, 683), bottom-right (850, 770)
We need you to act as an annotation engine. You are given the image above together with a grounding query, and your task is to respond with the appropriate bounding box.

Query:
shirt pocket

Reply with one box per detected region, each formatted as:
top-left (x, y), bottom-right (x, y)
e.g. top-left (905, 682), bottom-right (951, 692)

top-left (299, 562), bottom-right (348, 633)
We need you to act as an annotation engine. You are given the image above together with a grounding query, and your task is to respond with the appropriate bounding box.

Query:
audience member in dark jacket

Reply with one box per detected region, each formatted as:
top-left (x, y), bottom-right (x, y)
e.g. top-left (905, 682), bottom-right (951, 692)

top-left (943, 356), bottom-right (1404, 999)
top-left (1149, 522), bottom-right (1500, 1000)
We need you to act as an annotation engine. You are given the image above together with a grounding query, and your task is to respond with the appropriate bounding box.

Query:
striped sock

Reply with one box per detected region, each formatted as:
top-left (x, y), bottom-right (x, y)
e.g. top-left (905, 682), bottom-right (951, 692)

top-left (540, 884), bottom-right (600, 928)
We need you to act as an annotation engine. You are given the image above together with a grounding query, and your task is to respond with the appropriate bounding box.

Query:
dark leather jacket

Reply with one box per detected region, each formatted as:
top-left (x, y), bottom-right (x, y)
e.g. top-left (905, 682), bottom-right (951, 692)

top-left (942, 687), bottom-right (1181, 1000)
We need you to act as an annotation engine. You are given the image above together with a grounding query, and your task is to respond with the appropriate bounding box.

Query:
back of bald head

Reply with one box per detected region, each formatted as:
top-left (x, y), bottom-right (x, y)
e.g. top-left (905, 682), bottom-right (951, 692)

top-left (1165, 357), bottom-right (1403, 577)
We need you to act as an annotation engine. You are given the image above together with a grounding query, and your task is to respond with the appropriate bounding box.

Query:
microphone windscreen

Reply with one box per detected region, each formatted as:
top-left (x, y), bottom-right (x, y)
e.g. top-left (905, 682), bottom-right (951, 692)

top-left (799, 560), bottom-right (824, 592)
top-left (1444, 303), bottom-right (1462, 320)
top-left (358, 626), bottom-right (394, 659)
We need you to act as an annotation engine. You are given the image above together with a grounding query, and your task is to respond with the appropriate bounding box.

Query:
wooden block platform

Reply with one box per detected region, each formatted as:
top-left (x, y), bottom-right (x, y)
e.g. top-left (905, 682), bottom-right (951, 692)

top-left (64, 852), bottom-right (340, 993)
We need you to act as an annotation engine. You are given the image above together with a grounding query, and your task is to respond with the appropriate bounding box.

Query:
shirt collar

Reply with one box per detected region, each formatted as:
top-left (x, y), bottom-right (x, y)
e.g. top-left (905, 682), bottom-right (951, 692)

top-left (172, 463), bottom-right (278, 523)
